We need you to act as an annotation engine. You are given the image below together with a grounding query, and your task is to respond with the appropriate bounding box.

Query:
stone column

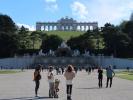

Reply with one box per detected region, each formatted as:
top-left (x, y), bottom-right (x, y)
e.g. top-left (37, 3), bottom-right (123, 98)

top-left (93, 25), bottom-right (98, 30)
top-left (80, 26), bottom-right (82, 31)
top-left (66, 26), bottom-right (68, 31)
top-left (64, 26), bottom-right (66, 31)
top-left (69, 26), bottom-right (72, 31)
top-left (65, 26), bottom-right (67, 31)
top-left (36, 23), bottom-right (41, 31)
top-left (88, 26), bottom-right (90, 30)
top-left (56, 24), bottom-right (60, 30)
top-left (71, 26), bottom-right (73, 31)
top-left (75, 25), bottom-right (78, 31)
top-left (74, 25), bottom-right (77, 31)
top-left (61, 26), bottom-right (63, 31)
top-left (84, 25), bottom-right (86, 31)
top-left (59, 25), bottom-right (62, 31)
top-left (43, 25), bottom-right (46, 31)
top-left (55, 26), bottom-right (57, 30)
top-left (67, 26), bottom-right (69, 31)
top-left (60, 26), bottom-right (62, 31)
top-left (52, 25), bottom-right (54, 31)
top-left (59, 25), bottom-right (61, 31)
top-left (70, 25), bottom-right (72, 31)
top-left (48, 25), bottom-right (50, 31)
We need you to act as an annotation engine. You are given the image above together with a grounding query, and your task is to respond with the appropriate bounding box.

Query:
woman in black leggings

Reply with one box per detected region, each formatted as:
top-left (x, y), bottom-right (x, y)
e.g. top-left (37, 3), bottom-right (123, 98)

top-left (64, 65), bottom-right (76, 100)
top-left (98, 67), bottom-right (103, 88)
top-left (33, 65), bottom-right (41, 97)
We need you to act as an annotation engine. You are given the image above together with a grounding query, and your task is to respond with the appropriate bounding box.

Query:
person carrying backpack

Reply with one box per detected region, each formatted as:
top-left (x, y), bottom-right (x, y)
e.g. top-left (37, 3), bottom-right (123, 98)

top-left (33, 64), bottom-right (41, 97)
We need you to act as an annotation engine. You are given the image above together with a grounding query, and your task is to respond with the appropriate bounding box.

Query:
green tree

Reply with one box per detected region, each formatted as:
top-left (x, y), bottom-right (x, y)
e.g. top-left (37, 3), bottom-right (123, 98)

top-left (30, 31), bottom-right (41, 49)
top-left (119, 21), bottom-right (128, 31)
top-left (18, 26), bottom-right (31, 49)
top-left (0, 14), bottom-right (17, 34)
top-left (122, 21), bottom-right (133, 38)
top-left (0, 33), bottom-right (19, 57)
top-left (0, 14), bottom-right (19, 57)
top-left (41, 35), bottom-right (63, 52)
top-left (119, 21), bottom-right (133, 56)
top-left (102, 23), bottom-right (130, 57)
top-left (67, 31), bottom-right (95, 53)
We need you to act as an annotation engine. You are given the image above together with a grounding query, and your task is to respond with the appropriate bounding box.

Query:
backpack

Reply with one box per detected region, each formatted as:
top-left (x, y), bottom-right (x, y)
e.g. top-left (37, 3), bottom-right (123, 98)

top-left (36, 74), bottom-right (41, 80)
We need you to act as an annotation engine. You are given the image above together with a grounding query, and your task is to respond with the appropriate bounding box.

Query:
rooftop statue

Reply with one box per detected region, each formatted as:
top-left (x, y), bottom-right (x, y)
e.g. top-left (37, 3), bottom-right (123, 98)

top-left (39, 49), bottom-right (43, 55)
top-left (83, 50), bottom-right (90, 57)
top-left (73, 49), bottom-right (80, 56)
top-left (48, 49), bottom-right (55, 56)
top-left (58, 41), bottom-right (71, 49)
top-left (56, 41), bottom-right (72, 56)
top-left (60, 41), bottom-right (68, 48)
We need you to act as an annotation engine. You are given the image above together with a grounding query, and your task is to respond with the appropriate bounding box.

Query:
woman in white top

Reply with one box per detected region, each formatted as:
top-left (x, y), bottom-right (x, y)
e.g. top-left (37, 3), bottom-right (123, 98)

top-left (47, 66), bottom-right (55, 98)
top-left (64, 65), bottom-right (75, 100)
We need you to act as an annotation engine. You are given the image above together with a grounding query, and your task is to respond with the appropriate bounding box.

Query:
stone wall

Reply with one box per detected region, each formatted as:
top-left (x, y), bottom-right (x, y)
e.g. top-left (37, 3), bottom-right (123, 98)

top-left (0, 56), bottom-right (133, 69)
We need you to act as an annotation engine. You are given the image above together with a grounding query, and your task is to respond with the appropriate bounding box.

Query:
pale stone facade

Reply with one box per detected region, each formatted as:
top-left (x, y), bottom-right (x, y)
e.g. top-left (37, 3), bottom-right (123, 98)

top-left (36, 17), bottom-right (98, 31)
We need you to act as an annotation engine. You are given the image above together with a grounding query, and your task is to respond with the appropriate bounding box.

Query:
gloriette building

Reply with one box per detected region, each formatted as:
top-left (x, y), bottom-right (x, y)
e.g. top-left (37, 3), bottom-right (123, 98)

top-left (36, 17), bottom-right (98, 31)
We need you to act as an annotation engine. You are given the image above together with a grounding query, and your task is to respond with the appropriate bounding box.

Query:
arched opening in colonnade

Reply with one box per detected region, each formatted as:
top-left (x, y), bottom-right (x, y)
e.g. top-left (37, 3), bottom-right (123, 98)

top-left (90, 26), bottom-right (93, 30)
top-left (41, 26), bottom-right (45, 31)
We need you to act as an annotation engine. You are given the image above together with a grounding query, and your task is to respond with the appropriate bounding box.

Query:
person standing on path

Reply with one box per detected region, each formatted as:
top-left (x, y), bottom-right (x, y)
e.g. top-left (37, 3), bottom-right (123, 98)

top-left (33, 65), bottom-right (41, 97)
top-left (98, 67), bottom-right (103, 88)
top-left (88, 67), bottom-right (91, 74)
top-left (47, 66), bottom-right (55, 98)
top-left (106, 65), bottom-right (115, 88)
top-left (64, 65), bottom-right (76, 100)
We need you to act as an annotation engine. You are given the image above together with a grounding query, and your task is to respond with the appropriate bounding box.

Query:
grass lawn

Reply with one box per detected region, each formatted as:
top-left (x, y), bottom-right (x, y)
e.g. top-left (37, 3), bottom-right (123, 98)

top-left (44, 31), bottom-right (84, 40)
top-left (116, 71), bottom-right (133, 81)
top-left (0, 70), bottom-right (21, 74)
top-left (33, 30), bottom-right (104, 49)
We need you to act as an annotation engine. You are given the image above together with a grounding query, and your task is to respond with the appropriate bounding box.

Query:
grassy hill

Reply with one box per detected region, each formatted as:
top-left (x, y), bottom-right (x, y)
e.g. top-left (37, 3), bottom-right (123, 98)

top-left (43, 31), bottom-right (85, 40)
top-left (33, 30), bottom-right (104, 49)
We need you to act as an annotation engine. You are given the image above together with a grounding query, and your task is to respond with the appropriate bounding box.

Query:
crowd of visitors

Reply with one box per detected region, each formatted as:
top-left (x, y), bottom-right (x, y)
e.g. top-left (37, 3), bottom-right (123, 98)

top-left (33, 64), bottom-right (115, 100)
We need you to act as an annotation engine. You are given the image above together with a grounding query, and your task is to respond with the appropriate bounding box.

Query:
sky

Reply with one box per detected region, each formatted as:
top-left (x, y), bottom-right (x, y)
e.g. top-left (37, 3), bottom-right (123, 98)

top-left (0, 0), bottom-right (133, 31)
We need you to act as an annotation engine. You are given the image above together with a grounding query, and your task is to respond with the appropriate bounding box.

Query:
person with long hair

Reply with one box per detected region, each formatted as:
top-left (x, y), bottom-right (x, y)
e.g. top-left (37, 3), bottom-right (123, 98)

top-left (64, 65), bottom-right (75, 100)
top-left (33, 64), bottom-right (41, 97)
top-left (47, 66), bottom-right (55, 98)
top-left (98, 67), bottom-right (103, 88)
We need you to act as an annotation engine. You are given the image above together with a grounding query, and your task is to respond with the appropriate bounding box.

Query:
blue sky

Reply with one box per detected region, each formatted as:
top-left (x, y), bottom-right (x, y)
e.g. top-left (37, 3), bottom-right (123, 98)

top-left (0, 0), bottom-right (133, 30)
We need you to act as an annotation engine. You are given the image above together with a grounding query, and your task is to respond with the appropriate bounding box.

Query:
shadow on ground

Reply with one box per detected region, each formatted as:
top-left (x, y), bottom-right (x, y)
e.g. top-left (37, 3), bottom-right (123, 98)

top-left (77, 87), bottom-right (105, 90)
top-left (0, 96), bottom-right (52, 100)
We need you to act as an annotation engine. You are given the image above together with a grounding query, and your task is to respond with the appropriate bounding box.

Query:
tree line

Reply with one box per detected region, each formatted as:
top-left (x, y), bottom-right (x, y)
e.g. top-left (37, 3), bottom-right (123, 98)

top-left (0, 14), bottom-right (133, 58)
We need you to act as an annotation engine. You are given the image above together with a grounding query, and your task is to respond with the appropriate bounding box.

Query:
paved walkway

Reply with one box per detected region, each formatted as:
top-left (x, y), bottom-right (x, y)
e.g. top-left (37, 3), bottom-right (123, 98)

top-left (0, 70), bottom-right (133, 100)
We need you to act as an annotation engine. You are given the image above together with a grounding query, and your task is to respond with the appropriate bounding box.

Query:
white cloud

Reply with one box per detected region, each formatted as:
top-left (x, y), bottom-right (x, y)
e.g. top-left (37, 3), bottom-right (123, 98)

top-left (71, 1), bottom-right (89, 19)
top-left (128, 2), bottom-right (133, 9)
top-left (95, 0), bottom-right (128, 20)
top-left (17, 23), bottom-right (35, 31)
top-left (45, 0), bottom-right (58, 12)
top-left (46, 3), bottom-right (58, 11)
top-left (45, 0), bottom-right (56, 3)
top-left (71, 0), bottom-right (133, 26)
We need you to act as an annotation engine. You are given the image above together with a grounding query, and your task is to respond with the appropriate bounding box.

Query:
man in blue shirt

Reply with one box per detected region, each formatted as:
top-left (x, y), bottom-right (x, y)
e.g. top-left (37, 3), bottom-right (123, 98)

top-left (106, 65), bottom-right (115, 88)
